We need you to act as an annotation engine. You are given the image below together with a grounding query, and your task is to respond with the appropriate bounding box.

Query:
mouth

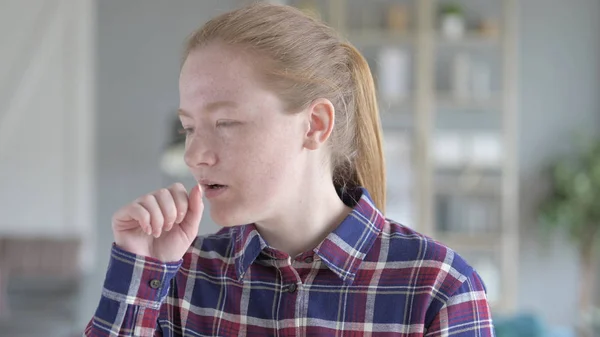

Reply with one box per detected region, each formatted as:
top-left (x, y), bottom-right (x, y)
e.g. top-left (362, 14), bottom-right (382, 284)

top-left (198, 179), bottom-right (228, 191)
top-left (204, 183), bottom-right (227, 190)
top-left (200, 181), bottom-right (229, 199)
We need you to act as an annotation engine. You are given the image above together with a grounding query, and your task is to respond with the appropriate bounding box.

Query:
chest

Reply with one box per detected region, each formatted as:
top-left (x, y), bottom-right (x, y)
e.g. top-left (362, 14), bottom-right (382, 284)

top-left (163, 260), bottom-right (431, 336)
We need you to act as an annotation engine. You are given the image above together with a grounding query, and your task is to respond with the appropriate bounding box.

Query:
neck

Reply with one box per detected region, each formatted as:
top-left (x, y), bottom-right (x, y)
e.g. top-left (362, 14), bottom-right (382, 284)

top-left (255, 178), bottom-right (352, 258)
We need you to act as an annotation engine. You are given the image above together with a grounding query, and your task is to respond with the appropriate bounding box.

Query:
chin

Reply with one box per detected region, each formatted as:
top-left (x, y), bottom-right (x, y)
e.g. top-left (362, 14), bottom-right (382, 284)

top-left (206, 189), bottom-right (277, 228)
top-left (209, 209), bottom-right (238, 227)
top-left (209, 203), bottom-right (253, 227)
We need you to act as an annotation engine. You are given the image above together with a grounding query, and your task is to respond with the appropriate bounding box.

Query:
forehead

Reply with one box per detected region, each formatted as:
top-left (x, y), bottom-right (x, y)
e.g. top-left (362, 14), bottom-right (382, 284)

top-left (179, 44), bottom-right (259, 102)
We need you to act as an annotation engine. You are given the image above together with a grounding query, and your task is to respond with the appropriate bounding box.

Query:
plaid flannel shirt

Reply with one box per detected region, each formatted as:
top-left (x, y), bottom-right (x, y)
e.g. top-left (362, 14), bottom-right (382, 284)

top-left (85, 188), bottom-right (494, 336)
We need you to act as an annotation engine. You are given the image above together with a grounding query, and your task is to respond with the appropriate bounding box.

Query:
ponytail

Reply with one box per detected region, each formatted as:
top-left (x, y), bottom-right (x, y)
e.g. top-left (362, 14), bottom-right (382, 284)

top-left (342, 43), bottom-right (386, 213)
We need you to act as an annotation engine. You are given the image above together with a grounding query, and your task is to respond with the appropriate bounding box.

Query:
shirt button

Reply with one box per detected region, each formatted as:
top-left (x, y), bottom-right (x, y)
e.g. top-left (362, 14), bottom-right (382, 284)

top-left (287, 283), bottom-right (297, 293)
top-left (304, 256), bottom-right (314, 264)
top-left (149, 279), bottom-right (162, 289)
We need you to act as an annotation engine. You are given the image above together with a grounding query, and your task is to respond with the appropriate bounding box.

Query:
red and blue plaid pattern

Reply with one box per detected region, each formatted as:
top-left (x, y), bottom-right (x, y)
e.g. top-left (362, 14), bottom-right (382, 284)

top-left (85, 188), bottom-right (494, 336)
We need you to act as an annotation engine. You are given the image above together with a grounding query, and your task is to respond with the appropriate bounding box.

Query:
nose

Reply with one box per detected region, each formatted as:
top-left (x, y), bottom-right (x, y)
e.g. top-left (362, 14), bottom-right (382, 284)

top-left (184, 135), bottom-right (218, 168)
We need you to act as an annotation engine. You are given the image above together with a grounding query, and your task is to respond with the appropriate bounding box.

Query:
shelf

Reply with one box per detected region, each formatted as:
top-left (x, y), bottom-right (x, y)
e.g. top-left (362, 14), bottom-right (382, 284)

top-left (434, 170), bottom-right (502, 196)
top-left (435, 92), bottom-right (502, 111)
top-left (283, 0), bottom-right (519, 314)
top-left (346, 29), bottom-right (415, 46)
top-left (434, 166), bottom-right (502, 195)
top-left (435, 166), bottom-right (503, 178)
top-left (346, 30), bottom-right (498, 48)
top-left (435, 32), bottom-right (501, 48)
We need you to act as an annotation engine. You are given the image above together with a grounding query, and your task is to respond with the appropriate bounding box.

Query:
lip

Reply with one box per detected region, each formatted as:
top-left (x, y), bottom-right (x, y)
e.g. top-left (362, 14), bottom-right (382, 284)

top-left (198, 179), bottom-right (223, 185)
top-left (198, 179), bottom-right (228, 199)
top-left (202, 185), bottom-right (228, 199)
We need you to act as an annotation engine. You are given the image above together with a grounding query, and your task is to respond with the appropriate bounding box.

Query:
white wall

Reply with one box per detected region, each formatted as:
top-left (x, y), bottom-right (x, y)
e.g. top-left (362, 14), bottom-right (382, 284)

top-left (0, 0), bottom-right (96, 269)
top-left (76, 0), bottom-right (237, 329)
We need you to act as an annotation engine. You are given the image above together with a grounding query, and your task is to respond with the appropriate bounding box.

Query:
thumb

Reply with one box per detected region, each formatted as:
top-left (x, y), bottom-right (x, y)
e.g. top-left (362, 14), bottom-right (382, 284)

top-left (180, 184), bottom-right (203, 239)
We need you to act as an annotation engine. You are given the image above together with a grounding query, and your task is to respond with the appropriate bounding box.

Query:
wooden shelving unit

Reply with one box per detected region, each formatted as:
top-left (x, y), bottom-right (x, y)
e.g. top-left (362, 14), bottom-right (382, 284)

top-left (347, 29), bottom-right (415, 46)
top-left (272, 0), bottom-right (519, 315)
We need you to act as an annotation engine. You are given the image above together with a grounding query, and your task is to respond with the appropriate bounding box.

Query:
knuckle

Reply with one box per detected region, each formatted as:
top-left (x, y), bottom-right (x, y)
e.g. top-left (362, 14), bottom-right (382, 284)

top-left (157, 188), bottom-right (170, 197)
top-left (166, 208), bottom-right (177, 222)
top-left (137, 194), bottom-right (154, 204)
top-left (171, 182), bottom-right (185, 191)
top-left (123, 204), bottom-right (139, 219)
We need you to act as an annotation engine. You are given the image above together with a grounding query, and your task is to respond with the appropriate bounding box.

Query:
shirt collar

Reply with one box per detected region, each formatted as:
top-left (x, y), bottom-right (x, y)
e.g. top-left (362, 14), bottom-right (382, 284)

top-left (232, 223), bottom-right (267, 281)
top-left (233, 187), bottom-right (386, 284)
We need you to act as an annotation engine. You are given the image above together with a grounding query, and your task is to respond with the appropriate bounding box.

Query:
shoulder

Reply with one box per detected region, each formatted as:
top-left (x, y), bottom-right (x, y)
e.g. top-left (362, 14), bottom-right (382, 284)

top-left (376, 220), bottom-right (493, 332)
top-left (371, 218), bottom-right (476, 294)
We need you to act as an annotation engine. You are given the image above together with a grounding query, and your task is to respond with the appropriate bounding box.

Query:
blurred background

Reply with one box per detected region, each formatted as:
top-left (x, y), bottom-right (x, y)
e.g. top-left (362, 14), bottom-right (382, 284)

top-left (0, 0), bottom-right (598, 336)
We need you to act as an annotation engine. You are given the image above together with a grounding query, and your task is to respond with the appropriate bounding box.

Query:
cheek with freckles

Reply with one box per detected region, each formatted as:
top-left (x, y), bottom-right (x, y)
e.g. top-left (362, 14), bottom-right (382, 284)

top-left (208, 152), bottom-right (294, 227)
top-left (236, 128), bottom-right (297, 193)
top-left (226, 118), bottom-right (303, 208)
top-left (205, 120), bottom-right (299, 225)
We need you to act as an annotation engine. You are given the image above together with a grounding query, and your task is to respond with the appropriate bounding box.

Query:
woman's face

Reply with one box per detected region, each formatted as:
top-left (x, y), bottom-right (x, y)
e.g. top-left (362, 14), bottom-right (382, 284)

top-left (179, 44), bottom-right (307, 227)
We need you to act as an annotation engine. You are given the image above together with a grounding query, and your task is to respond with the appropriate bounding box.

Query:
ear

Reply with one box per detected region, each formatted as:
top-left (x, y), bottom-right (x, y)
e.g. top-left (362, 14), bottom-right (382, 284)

top-left (303, 98), bottom-right (335, 150)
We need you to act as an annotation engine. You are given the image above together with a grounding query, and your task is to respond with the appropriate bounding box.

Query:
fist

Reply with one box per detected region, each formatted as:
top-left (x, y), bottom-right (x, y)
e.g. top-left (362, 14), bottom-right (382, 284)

top-left (111, 183), bottom-right (204, 262)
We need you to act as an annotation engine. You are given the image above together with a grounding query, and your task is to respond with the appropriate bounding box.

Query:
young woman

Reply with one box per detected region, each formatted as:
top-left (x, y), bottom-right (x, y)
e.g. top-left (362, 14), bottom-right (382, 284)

top-left (85, 3), bottom-right (493, 336)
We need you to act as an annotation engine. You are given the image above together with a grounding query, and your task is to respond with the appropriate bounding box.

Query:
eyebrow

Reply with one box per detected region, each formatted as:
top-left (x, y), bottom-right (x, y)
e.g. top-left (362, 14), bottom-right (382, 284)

top-left (178, 101), bottom-right (238, 117)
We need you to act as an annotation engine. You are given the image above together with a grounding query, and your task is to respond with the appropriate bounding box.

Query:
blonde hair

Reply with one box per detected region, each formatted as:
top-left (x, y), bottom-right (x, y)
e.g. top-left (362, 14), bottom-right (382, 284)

top-left (184, 2), bottom-right (386, 212)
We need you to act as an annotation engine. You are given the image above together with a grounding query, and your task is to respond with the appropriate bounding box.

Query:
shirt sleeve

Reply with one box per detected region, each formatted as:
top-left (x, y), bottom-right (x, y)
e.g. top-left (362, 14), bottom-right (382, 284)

top-left (425, 270), bottom-right (495, 337)
top-left (83, 244), bottom-right (182, 337)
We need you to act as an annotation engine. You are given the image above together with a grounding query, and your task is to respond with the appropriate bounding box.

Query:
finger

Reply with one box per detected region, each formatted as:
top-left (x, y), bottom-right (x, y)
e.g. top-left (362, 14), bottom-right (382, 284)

top-left (130, 203), bottom-right (153, 235)
top-left (155, 188), bottom-right (177, 232)
top-left (113, 203), bottom-right (152, 235)
top-left (179, 184), bottom-right (203, 239)
top-left (169, 183), bottom-right (189, 224)
top-left (137, 194), bottom-right (165, 238)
